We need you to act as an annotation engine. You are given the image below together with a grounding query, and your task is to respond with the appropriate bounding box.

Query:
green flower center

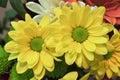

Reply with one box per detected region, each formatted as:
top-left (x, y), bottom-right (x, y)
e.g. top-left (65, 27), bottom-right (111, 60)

top-left (72, 27), bottom-right (88, 43)
top-left (103, 52), bottom-right (113, 60)
top-left (30, 37), bottom-right (44, 52)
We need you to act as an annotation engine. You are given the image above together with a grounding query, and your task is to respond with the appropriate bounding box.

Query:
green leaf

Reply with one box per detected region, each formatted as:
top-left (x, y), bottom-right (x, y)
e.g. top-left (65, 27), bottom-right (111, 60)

top-left (5, 9), bottom-right (17, 19)
top-left (9, 0), bottom-right (26, 17)
top-left (0, 0), bottom-right (8, 8)
top-left (0, 45), bottom-right (12, 75)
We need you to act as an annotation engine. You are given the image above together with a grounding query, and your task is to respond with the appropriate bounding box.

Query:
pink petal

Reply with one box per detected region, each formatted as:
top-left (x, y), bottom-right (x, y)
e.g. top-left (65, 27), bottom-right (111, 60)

top-left (104, 16), bottom-right (116, 25)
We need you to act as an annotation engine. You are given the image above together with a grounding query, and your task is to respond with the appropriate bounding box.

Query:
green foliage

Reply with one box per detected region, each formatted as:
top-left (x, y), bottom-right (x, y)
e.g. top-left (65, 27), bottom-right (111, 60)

top-left (45, 60), bottom-right (68, 78)
top-left (0, 0), bottom-right (8, 8)
top-left (10, 64), bottom-right (34, 80)
top-left (0, 45), bottom-right (12, 74)
top-left (9, 0), bottom-right (26, 17)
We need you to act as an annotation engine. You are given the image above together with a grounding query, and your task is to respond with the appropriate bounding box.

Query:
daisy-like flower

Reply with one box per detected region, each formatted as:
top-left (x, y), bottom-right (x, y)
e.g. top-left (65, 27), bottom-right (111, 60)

top-left (47, 3), bottom-right (114, 69)
top-left (59, 71), bottom-right (78, 80)
top-left (81, 29), bottom-right (120, 80)
top-left (4, 14), bottom-right (56, 80)
top-left (26, 0), bottom-right (63, 22)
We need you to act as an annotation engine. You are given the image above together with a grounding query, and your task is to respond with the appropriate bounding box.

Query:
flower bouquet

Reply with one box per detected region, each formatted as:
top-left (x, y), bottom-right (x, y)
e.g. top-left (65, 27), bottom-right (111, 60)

top-left (0, 0), bottom-right (120, 80)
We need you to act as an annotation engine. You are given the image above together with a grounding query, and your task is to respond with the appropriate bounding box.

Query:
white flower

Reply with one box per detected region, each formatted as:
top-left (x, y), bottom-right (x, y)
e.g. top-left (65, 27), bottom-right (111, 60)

top-left (26, 0), bottom-right (63, 22)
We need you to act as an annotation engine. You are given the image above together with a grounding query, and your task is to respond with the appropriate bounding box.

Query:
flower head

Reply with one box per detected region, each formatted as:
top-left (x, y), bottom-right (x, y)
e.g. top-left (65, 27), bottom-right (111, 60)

top-left (82, 29), bottom-right (120, 80)
top-left (86, 0), bottom-right (120, 25)
top-left (47, 3), bottom-right (113, 69)
top-left (4, 14), bottom-right (57, 80)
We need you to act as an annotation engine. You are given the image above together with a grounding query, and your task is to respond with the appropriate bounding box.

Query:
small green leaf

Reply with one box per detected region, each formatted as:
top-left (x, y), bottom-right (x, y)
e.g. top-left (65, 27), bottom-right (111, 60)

top-left (5, 9), bottom-right (17, 19)
top-left (0, 0), bottom-right (8, 8)
top-left (9, 0), bottom-right (26, 17)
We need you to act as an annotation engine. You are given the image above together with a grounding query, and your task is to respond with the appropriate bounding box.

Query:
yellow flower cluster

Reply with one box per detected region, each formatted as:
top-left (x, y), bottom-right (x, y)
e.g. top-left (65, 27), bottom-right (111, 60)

top-left (4, 2), bottom-right (120, 80)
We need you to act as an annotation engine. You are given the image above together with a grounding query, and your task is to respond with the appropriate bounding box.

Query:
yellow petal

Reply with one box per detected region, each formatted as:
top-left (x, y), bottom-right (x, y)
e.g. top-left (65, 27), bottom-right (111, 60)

top-left (4, 41), bottom-right (18, 53)
top-left (55, 42), bottom-right (68, 56)
top-left (40, 51), bottom-right (54, 71)
top-left (97, 67), bottom-right (105, 76)
top-left (40, 14), bottom-right (50, 27)
top-left (25, 14), bottom-right (32, 22)
top-left (35, 68), bottom-right (45, 80)
top-left (8, 53), bottom-right (19, 61)
top-left (106, 68), bottom-right (112, 78)
top-left (82, 47), bottom-right (94, 61)
top-left (11, 21), bottom-right (26, 31)
top-left (59, 71), bottom-right (78, 80)
top-left (54, 7), bottom-right (62, 18)
top-left (74, 42), bottom-right (82, 53)
top-left (75, 53), bottom-right (82, 67)
top-left (88, 36), bottom-right (108, 44)
top-left (95, 44), bottom-right (107, 55)
top-left (16, 62), bottom-right (28, 73)
top-left (80, 73), bottom-right (90, 80)
top-left (65, 52), bottom-right (77, 65)
top-left (33, 56), bottom-right (43, 75)
top-left (30, 77), bottom-right (37, 80)
top-left (106, 42), bottom-right (114, 52)
top-left (8, 31), bottom-right (30, 44)
top-left (109, 60), bottom-right (119, 73)
top-left (89, 27), bottom-right (109, 36)
top-left (83, 40), bottom-right (96, 52)
top-left (26, 51), bottom-right (39, 68)
top-left (82, 54), bottom-right (89, 69)
top-left (18, 51), bottom-right (30, 63)
top-left (24, 25), bottom-right (37, 38)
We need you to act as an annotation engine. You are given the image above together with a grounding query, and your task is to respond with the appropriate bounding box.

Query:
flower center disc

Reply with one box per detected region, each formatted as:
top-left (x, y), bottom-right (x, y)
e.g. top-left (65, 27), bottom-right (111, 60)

top-left (72, 27), bottom-right (88, 43)
top-left (104, 52), bottom-right (113, 60)
top-left (30, 37), bottom-right (44, 52)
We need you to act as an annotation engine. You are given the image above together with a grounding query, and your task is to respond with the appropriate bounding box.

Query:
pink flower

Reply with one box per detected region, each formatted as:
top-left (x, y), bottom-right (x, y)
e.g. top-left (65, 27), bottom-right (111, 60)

top-left (86, 0), bottom-right (120, 25)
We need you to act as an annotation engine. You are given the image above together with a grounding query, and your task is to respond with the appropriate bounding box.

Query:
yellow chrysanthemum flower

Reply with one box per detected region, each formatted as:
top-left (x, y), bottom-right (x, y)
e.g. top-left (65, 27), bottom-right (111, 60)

top-left (46, 2), bottom-right (113, 68)
top-left (4, 14), bottom-right (57, 80)
top-left (81, 29), bottom-right (120, 80)
top-left (59, 71), bottom-right (78, 80)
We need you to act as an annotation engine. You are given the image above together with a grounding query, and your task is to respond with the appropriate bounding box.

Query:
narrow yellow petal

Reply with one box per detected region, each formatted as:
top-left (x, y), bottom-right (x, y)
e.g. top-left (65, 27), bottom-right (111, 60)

top-left (80, 73), bottom-right (90, 80)
top-left (59, 71), bottom-right (78, 80)
top-left (88, 36), bottom-right (108, 44)
top-left (26, 51), bottom-right (39, 68)
top-left (109, 61), bottom-right (119, 73)
top-left (95, 44), bottom-right (107, 55)
top-left (4, 41), bottom-right (18, 53)
top-left (106, 68), bottom-right (112, 78)
top-left (82, 47), bottom-right (94, 61)
top-left (74, 42), bottom-right (82, 53)
top-left (65, 52), bottom-right (77, 65)
top-left (35, 68), bottom-right (45, 80)
top-left (40, 51), bottom-right (54, 71)
top-left (83, 40), bottom-right (96, 52)
top-left (33, 56), bottom-right (43, 75)
top-left (8, 53), bottom-right (19, 61)
top-left (75, 53), bottom-right (82, 67)
top-left (16, 62), bottom-right (28, 73)
top-left (40, 14), bottom-right (50, 27)
top-left (82, 54), bottom-right (89, 69)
